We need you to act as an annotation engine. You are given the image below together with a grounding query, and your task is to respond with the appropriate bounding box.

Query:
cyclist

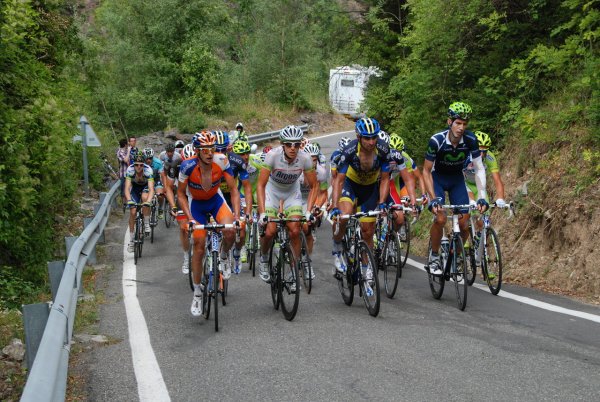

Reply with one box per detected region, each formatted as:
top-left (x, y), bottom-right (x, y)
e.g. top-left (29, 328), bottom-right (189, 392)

top-left (299, 143), bottom-right (329, 264)
top-left (143, 148), bottom-right (166, 219)
top-left (330, 136), bottom-right (351, 181)
top-left (124, 153), bottom-right (155, 252)
top-left (225, 140), bottom-right (254, 274)
top-left (422, 102), bottom-right (489, 276)
top-left (178, 131), bottom-right (241, 316)
top-left (257, 125), bottom-right (319, 282)
top-left (329, 118), bottom-right (416, 295)
top-left (178, 143), bottom-right (197, 274)
top-left (159, 143), bottom-right (183, 214)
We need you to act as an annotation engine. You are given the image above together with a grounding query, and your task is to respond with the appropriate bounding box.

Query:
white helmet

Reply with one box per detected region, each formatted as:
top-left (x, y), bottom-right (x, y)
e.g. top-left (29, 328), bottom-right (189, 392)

top-left (303, 143), bottom-right (320, 156)
top-left (279, 125), bottom-right (304, 142)
top-left (338, 136), bottom-right (351, 149)
top-left (182, 143), bottom-right (195, 159)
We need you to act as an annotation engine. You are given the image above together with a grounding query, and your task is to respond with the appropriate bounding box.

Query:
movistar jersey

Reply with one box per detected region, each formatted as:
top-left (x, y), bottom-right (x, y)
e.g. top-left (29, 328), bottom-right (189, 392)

top-left (424, 130), bottom-right (481, 175)
top-left (463, 150), bottom-right (499, 184)
top-left (337, 138), bottom-right (391, 185)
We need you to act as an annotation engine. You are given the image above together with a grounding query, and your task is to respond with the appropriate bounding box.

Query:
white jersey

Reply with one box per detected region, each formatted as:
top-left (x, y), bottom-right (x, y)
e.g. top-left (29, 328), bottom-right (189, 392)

top-left (299, 162), bottom-right (328, 201)
top-left (263, 146), bottom-right (313, 191)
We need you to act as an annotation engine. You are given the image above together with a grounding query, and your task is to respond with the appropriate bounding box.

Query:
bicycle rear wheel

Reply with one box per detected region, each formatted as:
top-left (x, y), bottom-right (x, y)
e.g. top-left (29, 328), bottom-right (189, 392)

top-left (483, 228), bottom-right (503, 295)
top-left (337, 236), bottom-right (354, 306)
top-left (427, 239), bottom-right (445, 299)
top-left (300, 232), bottom-right (312, 294)
top-left (451, 236), bottom-right (468, 311)
top-left (269, 242), bottom-right (279, 310)
top-left (278, 244), bottom-right (300, 321)
top-left (383, 232), bottom-right (401, 298)
top-left (358, 241), bottom-right (380, 317)
top-left (399, 219), bottom-right (410, 270)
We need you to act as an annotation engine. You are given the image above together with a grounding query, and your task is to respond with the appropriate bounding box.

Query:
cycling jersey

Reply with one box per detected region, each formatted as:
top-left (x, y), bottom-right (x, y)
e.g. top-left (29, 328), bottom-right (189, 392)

top-left (125, 164), bottom-right (154, 186)
top-left (263, 146), bottom-right (313, 190)
top-left (299, 162), bottom-right (329, 202)
top-left (179, 154), bottom-right (233, 201)
top-left (219, 152), bottom-right (249, 194)
top-left (463, 151), bottom-right (499, 183)
top-left (159, 150), bottom-right (183, 179)
top-left (389, 151), bottom-right (415, 203)
top-left (424, 129), bottom-right (481, 175)
top-left (244, 153), bottom-right (263, 198)
top-left (336, 138), bottom-right (391, 185)
top-left (329, 149), bottom-right (342, 172)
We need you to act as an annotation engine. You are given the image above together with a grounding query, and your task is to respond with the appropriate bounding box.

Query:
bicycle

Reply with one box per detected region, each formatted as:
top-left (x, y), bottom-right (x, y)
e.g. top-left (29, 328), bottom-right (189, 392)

top-left (427, 204), bottom-right (471, 311)
top-left (164, 190), bottom-right (177, 229)
top-left (332, 211), bottom-right (381, 317)
top-left (245, 205), bottom-right (259, 277)
top-left (465, 202), bottom-right (514, 295)
top-left (264, 215), bottom-right (306, 321)
top-left (130, 203), bottom-right (146, 264)
top-left (374, 203), bottom-right (418, 298)
top-left (299, 230), bottom-right (313, 294)
top-left (149, 194), bottom-right (159, 243)
top-left (100, 152), bottom-right (119, 181)
top-left (188, 221), bottom-right (240, 332)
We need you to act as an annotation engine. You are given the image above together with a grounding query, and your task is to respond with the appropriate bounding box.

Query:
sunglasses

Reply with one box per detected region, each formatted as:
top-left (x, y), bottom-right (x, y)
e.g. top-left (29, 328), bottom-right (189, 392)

top-left (283, 142), bottom-right (301, 149)
top-left (134, 163), bottom-right (144, 167)
top-left (196, 147), bottom-right (215, 154)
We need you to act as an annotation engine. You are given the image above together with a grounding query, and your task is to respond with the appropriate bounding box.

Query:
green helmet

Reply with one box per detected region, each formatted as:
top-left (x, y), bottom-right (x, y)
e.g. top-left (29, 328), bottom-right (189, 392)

top-left (134, 154), bottom-right (145, 163)
top-left (448, 102), bottom-right (472, 120)
top-left (389, 135), bottom-right (405, 151)
top-left (232, 140), bottom-right (251, 154)
top-left (474, 131), bottom-right (491, 148)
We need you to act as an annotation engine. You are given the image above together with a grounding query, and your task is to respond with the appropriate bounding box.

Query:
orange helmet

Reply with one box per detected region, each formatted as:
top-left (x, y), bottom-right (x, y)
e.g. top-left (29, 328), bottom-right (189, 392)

top-left (192, 131), bottom-right (216, 148)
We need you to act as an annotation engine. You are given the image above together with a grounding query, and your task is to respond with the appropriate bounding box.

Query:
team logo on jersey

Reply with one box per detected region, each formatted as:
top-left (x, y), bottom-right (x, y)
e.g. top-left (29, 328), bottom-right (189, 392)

top-left (444, 152), bottom-right (465, 162)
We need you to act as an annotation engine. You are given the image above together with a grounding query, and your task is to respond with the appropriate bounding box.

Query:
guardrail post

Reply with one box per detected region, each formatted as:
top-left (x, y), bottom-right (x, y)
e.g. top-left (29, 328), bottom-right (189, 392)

top-left (47, 261), bottom-right (66, 302)
top-left (22, 303), bottom-right (50, 371)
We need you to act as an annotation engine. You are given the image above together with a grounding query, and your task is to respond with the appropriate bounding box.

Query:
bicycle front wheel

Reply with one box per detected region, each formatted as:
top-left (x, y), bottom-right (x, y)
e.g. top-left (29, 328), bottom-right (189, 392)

top-left (358, 241), bottom-right (379, 317)
top-left (300, 232), bottom-right (312, 294)
top-left (278, 244), bottom-right (300, 321)
top-left (269, 242), bottom-right (279, 310)
top-left (249, 222), bottom-right (258, 277)
top-left (213, 252), bottom-right (219, 331)
top-left (337, 237), bottom-right (354, 306)
top-left (187, 233), bottom-right (194, 291)
top-left (150, 205), bottom-right (156, 243)
top-left (451, 236), bottom-right (468, 311)
top-left (383, 232), bottom-right (401, 298)
top-left (134, 218), bottom-right (142, 264)
top-left (427, 239), bottom-right (445, 299)
top-left (483, 228), bottom-right (503, 295)
top-left (399, 219), bottom-right (410, 270)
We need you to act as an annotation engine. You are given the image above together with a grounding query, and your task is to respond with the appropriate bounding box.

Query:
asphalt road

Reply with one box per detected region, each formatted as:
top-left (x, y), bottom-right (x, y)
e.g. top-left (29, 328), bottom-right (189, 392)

top-left (88, 131), bottom-right (600, 401)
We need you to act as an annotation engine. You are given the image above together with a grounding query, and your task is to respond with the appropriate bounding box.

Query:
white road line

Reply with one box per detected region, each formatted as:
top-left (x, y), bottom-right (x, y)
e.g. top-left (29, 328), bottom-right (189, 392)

top-left (405, 257), bottom-right (600, 324)
top-left (310, 130), bottom-right (354, 141)
top-left (122, 231), bottom-right (171, 402)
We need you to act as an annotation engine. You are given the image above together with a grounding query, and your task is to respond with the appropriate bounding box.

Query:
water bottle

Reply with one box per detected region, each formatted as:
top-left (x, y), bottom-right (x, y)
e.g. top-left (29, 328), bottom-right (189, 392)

top-left (379, 222), bottom-right (388, 243)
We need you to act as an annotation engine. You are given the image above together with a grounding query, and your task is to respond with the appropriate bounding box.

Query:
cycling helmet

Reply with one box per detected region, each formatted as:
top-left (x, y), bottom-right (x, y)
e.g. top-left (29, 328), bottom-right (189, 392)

top-left (134, 153), bottom-right (145, 163)
top-left (448, 101), bottom-right (472, 120)
top-left (378, 130), bottom-right (390, 144)
top-left (235, 122), bottom-right (244, 131)
top-left (143, 148), bottom-right (154, 159)
top-left (232, 140), bottom-right (251, 154)
top-left (213, 130), bottom-right (229, 149)
top-left (303, 143), bottom-right (320, 156)
top-left (192, 131), bottom-right (216, 148)
top-left (313, 141), bottom-right (321, 150)
top-left (389, 135), bottom-right (405, 151)
top-left (279, 125), bottom-right (304, 142)
top-left (474, 131), bottom-right (491, 148)
top-left (262, 145), bottom-right (273, 154)
top-left (338, 136), bottom-right (351, 149)
top-left (355, 117), bottom-right (380, 137)
top-left (182, 143), bottom-right (195, 159)
top-left (165, 143), bottom-right (175, 152)
top-left (300, 137), bottom-right (310, 149)
top-left (174, 140), bottom-right (185, 149)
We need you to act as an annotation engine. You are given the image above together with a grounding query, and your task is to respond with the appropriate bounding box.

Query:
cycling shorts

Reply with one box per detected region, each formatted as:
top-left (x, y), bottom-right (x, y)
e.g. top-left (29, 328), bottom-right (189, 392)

top-left (432, 171), bottom-right (469, 212)
top-left (264, 181), bottom-right (302, 218)
top-left (340, 179), bottom-right (379, 222)
top-left (129, 184), bottom-right (148, 205)
top-left (190, 193), bottom-right (234, 241)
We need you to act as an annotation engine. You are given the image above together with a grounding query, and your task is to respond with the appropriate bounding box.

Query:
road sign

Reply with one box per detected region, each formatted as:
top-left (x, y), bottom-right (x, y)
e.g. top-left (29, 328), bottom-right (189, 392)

top-left (80, 115), bottom-right (101, 147)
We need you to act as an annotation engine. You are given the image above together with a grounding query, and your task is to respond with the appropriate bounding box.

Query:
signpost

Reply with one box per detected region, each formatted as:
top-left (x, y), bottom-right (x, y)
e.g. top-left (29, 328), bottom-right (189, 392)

top-left (74, 116), bottom-right (101, 197)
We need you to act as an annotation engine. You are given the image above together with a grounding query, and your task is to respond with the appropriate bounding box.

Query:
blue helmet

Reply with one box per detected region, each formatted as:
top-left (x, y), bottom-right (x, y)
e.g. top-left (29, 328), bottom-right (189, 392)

top-left (355, 117), bottom-right (380, 137)
top-left (213, 130), bottom-right (229, 151)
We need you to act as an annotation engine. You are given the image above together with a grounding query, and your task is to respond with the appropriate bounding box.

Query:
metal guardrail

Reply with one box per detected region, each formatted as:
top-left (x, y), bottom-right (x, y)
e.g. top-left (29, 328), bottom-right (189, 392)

top-left (21, 180), bottom-right (120, 402)
top-left (247, 124), bottom-right (308, 144)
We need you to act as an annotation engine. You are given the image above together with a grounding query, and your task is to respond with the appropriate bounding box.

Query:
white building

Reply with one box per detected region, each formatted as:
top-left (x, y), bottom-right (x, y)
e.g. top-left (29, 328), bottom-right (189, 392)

top-left (329, 66), bottom-right (381, 118)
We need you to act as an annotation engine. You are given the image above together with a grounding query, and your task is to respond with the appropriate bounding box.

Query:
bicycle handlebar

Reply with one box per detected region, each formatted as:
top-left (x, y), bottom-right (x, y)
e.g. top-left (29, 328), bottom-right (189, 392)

top-left (331, 210), bottom-right (382, 236)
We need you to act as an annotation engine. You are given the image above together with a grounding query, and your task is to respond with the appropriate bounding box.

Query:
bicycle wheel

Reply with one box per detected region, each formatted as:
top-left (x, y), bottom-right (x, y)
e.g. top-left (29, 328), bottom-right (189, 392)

top-left (399, 219), bottom-right (410, 270)
top-left (451, 236), bottom-right (468, 311)
top-left (337, 236), bottom-right (354, 306)
top-left (383, 232), bottom-right (401, 298)
top-left (357, 240), bottom-right (380, 317)
top-left (465, 226), bottom-right (477, 286)
top-left (150, 203), bottom-right (156, 243)
top-left (278, 244), bottom-right (300, 321)
top-left (483, 228), bottom-right (503, 295)
top-left (134, 218), bottom-right (141, 264)
top-left (249, 221), bottom-right (258, 277)
top-left (427, 239), bottom-right (445, 299)
top-left (212, 252), bottom-right (219, 331)
top-left (268, 242), bottom-right (279, 310)
top-left (187, 234), bottom-right (194, 291)
top-left (299, 232), bottom-right (312, 294)
top-left (164, 208), bottom-right (172, 228)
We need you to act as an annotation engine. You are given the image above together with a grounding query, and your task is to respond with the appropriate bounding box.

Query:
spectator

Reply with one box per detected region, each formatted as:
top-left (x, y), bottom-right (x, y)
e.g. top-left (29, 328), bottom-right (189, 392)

top-left (126, 136), bottom-right (137, 165)
top-left (117, 138), bottom-right (129, 203)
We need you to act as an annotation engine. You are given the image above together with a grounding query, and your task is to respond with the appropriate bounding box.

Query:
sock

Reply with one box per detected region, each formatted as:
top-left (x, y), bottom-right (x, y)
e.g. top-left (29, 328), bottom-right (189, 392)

top-left (332, 240), bottom-right (342, 254)
top-left (193, 283), bottom-right (202, 296)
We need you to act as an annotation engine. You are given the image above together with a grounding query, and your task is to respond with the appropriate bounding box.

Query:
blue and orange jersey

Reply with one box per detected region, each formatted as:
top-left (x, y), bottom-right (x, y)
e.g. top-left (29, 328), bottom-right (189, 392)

top-left (178, 154), bottom-right (234, 200)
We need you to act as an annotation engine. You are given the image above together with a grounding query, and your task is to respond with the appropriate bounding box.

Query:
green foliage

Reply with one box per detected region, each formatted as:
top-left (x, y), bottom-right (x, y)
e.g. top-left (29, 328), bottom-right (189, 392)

top-left (0, 268), bottom-right (39, 310)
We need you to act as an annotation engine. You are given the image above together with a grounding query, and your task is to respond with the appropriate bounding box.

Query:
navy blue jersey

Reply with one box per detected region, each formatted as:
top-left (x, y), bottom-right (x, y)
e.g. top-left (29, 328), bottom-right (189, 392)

top-left (337, 138), bottom-right (391, 185)
top-left (220, 152), bottom-right (249, 193)
top-left (424, 130), bottom-right (481, 175)
top-left (330, 149), bottom-right (342, 170)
